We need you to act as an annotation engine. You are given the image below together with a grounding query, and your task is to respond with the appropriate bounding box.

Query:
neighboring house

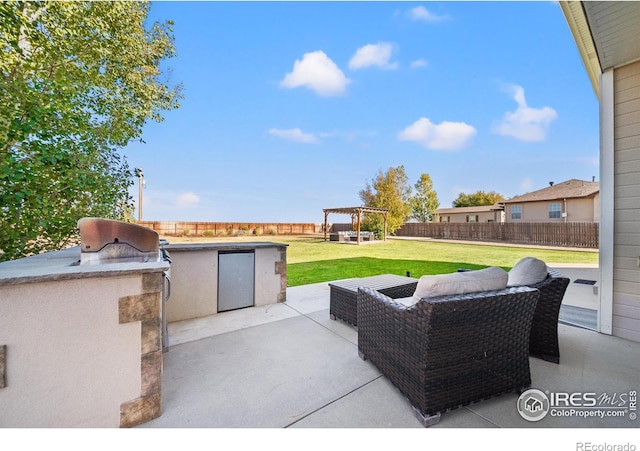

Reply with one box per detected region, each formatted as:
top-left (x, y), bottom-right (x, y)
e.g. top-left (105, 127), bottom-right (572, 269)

top-left (435, 204), bottom-right (505, 223)
top-left (561, 1), bottom-right (640, 342)
top-left (502, 179), bottom-right (600, 223)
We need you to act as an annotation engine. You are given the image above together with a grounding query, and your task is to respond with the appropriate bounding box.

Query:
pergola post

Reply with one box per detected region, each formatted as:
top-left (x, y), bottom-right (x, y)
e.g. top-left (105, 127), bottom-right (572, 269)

top-left (324, 210), bottom-right (329, 241)
top-left (383, 212), bottom-right (388, 241)
top-left (357, 209), bottom-right (361, 244)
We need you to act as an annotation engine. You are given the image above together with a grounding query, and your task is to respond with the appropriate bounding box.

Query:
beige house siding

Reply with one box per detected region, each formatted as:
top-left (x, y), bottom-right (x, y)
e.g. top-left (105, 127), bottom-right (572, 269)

top-left (506, 202), bottom-right (552, 222)
top-left (436, 210), bottom-right (502, 223)
top-left (505, 197), bottom-right (598, 223)
top-left (613, 61), bottom-right (640, 342)
top-left (567, 195), bottom-right (599, 222)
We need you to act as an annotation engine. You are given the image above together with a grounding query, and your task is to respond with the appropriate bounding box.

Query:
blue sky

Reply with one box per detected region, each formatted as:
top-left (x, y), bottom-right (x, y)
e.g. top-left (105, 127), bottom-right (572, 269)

top-left (125, 1), bottom-right (600, 223)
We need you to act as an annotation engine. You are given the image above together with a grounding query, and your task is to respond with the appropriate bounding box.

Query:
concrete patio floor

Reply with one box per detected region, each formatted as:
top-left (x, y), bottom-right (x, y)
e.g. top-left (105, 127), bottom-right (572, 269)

top-left (140, 265), bottom-right (639, 435)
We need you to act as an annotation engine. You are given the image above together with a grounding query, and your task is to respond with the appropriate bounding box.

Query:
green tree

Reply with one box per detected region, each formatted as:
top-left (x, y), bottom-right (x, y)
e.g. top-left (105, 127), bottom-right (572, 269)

top-left (359, 165), bottom-right (412, 237)
top-left (409, 173), bottom-right (439, 222)
top-left (0, 1), bottom-right (182, 261)
top-left (452, 190), bottom-right (505, 207)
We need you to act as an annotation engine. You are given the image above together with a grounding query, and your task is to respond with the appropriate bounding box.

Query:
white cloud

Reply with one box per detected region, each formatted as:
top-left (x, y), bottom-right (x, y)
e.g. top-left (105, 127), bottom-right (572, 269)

top-left (520, 177), bottom-right (535, 193)
top-left (410, 58), bottom-right (428, 69)
top-left (349, 42), bottom-right (399, 70)
top-left (398, 117), bottom-right (476, 151)
top-left (177, 192), bottom-right (200, 207)
top-left (280, 50), bottom-right (350, 97)
top-left (268, 128), bottom-right (319, 144)
top-left (318, 128), bottom-right (379, 147)
top-left (408, 6), bottom-right (448, 23)
top-left (493, 84), bottom-right (558, 142)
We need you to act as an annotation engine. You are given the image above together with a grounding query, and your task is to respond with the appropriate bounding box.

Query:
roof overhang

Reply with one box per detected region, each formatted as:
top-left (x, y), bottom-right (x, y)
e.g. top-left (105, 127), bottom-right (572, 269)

top-left (561, 1), bottom-right (640, 100)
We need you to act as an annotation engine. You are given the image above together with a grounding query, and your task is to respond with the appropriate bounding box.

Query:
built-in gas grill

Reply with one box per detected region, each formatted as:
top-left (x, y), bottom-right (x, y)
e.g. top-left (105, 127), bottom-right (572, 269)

top-left (77, 217), bottom-right (172, 351)
top-left (78, 217), bottom-right (161, 264)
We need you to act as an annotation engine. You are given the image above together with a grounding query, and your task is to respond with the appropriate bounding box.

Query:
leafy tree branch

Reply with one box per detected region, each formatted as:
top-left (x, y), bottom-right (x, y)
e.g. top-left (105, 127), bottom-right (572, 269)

top-left (0, 1), bottom-right (183, 260)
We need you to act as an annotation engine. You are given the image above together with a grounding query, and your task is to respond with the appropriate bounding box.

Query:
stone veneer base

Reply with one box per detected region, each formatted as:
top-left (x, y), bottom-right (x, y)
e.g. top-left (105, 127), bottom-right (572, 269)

top-left (119, 273), bottom-right (163, 427)
top-left (275, 249), bottom-right (287, 303)
top-left (0, 345), bottom-right (6, 389)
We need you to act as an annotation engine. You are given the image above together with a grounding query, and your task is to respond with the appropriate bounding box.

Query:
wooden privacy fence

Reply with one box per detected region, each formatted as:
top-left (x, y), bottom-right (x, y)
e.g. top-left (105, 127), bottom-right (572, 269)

top-left (139, 221), bottom-right (319, 237)
top-left (395, 222), bottom-right (599, 249)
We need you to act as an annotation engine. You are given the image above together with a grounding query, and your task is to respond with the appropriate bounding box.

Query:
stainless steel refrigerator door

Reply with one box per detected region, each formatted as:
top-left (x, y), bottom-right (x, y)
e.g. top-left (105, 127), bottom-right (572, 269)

top-left (218, 251), bottom-right (255, 312)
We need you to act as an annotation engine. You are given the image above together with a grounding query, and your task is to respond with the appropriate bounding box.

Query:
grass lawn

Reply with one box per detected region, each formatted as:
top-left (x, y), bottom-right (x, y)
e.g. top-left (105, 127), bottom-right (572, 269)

top-left (164, 235), bottom-right (598, 287)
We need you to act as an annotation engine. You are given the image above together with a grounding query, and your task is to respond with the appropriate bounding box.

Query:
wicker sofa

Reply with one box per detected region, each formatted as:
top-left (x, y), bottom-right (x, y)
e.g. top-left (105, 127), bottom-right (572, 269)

top-left (357, 285), bottom-right (540, 427)
top-left (329, 231), bottom-right (375, 242)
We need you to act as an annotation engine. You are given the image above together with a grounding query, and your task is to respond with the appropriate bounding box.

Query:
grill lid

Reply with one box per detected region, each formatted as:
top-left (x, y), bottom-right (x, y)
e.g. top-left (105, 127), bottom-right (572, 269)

top-left (77, 217), bottom-right (160, 264)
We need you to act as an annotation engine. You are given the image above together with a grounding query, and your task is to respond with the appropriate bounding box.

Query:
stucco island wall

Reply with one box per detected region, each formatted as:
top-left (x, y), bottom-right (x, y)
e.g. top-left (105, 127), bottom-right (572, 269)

top-left (0, 247), bottom-right (169, 427)
top-left (164, 242), bottom-right (287, 323)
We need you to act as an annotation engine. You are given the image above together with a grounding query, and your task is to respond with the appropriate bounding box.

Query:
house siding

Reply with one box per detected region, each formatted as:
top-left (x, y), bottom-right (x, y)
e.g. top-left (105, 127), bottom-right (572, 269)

top-left (568, 196), bottom-right (599, 222)
top-left (436, 211), bottom-right (500, 223)
top-left (505, 198), bottom-right (597, 223)
top-left (613, 60), bottom-right (640, 342)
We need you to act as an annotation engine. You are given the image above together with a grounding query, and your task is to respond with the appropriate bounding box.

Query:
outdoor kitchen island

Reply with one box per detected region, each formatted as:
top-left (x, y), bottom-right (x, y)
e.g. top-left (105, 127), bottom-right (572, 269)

top-left (163, 241), bottom-right (288, 323)
top-left (0, 246), bottom-right (169, 428)
top-left (0, 232), bottom-right (288, 428)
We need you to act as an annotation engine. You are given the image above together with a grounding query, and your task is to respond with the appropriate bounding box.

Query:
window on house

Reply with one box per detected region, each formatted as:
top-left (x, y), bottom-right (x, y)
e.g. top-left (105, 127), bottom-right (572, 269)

top-left (511, 205), bottom-right (522, 220)
top-left (441, 216), bottom-right (449, 223)
top-left (467, 215), bottom-right (478, 223)
top-left (549, 203), bottom-right (562, 219)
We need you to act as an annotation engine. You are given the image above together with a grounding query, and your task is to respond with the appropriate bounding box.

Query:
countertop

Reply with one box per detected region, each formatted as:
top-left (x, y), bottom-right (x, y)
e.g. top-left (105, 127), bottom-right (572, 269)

top-left (0, 246), bottom-right (169, 286)
top-left (165, 242), bottom-right (288, 252)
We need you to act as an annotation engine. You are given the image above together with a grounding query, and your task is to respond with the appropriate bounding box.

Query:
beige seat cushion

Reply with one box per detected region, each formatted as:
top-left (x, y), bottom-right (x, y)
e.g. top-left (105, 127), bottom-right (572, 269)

top-left (508, 257), bottom-right (548, 286)
top-left (393, 296), bottom-right (418, 307)
top-left (412, 266), bottom-right (508, 302)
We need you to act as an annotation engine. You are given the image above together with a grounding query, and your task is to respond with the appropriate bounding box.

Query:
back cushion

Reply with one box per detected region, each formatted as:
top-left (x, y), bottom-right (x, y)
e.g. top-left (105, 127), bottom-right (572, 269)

top-left (413, 266), bottom-right (508, 301)
top-left (508, 257), bottom-right (548, 286)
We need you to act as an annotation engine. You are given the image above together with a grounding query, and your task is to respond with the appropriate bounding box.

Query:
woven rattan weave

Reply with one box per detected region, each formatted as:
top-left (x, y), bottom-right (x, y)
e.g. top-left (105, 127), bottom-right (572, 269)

top-left (357, 286), bottom-right (540, 426)
top-left (526, 269), bottom-right (570, 364)
top-left (329, 274), bottom-right (418, 326)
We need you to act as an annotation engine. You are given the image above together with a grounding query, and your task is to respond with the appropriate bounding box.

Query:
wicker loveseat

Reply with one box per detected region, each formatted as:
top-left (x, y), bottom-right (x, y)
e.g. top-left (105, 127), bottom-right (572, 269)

top-left (357, 285), bottom-right (540, 427)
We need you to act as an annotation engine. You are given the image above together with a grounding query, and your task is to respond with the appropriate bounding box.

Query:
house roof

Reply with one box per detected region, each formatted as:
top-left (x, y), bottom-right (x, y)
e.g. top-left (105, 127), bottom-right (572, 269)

top-left (503, 179), bottom-right (599, 204)
top-left (436, 204), bottom-right (503, 215)
top-left (560, 1), bottom-right (640, 98)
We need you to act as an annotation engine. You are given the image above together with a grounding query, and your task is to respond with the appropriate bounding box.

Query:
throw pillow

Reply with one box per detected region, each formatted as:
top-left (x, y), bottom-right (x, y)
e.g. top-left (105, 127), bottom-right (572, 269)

top-left (507, 257), bottom-right (548, 286)
top-left (412, 266), bottom-right (508, 301)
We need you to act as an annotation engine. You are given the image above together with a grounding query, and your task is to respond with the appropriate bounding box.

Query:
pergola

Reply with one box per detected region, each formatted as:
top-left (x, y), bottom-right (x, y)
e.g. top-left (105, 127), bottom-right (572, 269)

top-left (322, 207), bottom-right (389, 244)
